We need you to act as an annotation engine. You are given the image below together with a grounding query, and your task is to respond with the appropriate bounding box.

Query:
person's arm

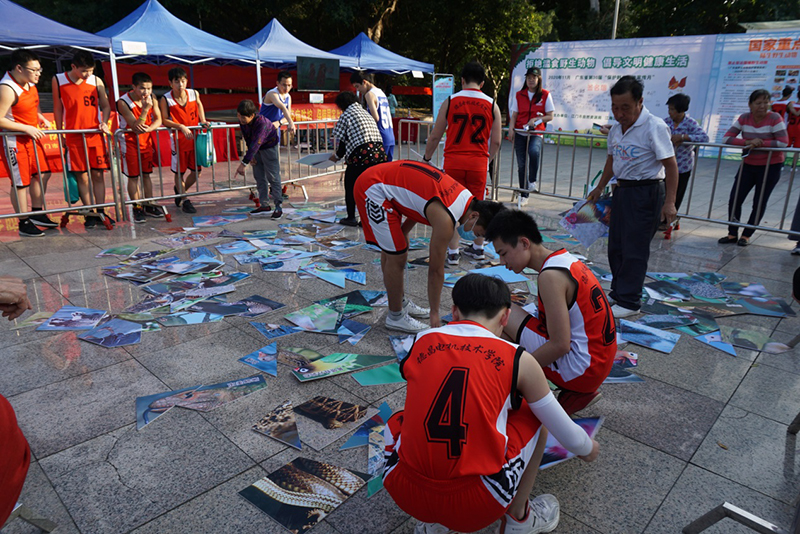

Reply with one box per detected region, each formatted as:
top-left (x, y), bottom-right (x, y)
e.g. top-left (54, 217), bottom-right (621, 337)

top-left (661, 156), bottom-right (679, 223)
top-left (587, 154), bottom-right (614, 201)
top-left (488, 103), bottom-right (503, 161)
top-left (195, 92), bottom-right (209, 126)
top-left (116, 99), bottom-right (139, 133)
top-left (265, 91), bottom-right (295, 134)
top-left (516, 352), bottom-right (599, 461)
top-left (528, 270), bottom-right (573, 368)
top-left (146, 97), bottom-right (162, 132)
top-left (365, 91), bottom-right (380, 123)
top-left (0, 85), bottom-right (43, 139)
top-left (52, 76), bottom-right (63, 130)
top-left (763, 116), bottom-right (789, 148)
top-left (236, 119), bottom-right (273, 174)
top-left (722, 116), bottom-right (746, 146)
top-left (0, 276), bottom-right (32, 320)
top-left (425, 203), bottom-right (455, 328)
top-left (687, 117), bottom-right (709, 143)
top-left (95, 78), bottom-right (112, 134)
top-left (423, 100), bottom-right (449, 161)
top-left (508, 111), bottom-right (518, 142)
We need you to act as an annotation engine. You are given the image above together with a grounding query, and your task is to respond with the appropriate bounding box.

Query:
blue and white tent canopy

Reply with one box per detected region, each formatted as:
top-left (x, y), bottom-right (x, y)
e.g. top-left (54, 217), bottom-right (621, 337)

top-left (239, 19), bottom-right (356, 69)
top-left (328, 32), bottom-right (433, 74)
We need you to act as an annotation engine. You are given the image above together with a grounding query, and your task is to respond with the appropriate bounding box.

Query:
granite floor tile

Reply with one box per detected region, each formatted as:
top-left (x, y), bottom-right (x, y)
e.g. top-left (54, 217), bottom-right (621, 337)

top-left (754, 330), bottom-right (800, 375)
top-left (583, 377), bottom-right (724, 461)
top-left (1, 462), bottom-right (80, 534)
top-left (0, 331), bottom-right (133, 397)
top-left (534, 429), bottom-right (685, 533)
top-left (9, 359), bottom-right (164, 457)
top-left (40, 409), bottom-right (254, 534)
top-left (632, 336), bottom-right (752, 402)
top-left (645, 464), bottom-right (793, 533)
top-left (729, 361), bottom-right (800, 425)
top-left (691, 405), bottom-right (800, 504)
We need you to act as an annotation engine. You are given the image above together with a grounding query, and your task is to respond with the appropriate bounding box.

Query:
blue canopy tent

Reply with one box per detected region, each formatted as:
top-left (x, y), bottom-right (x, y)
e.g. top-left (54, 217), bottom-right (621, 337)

top-left (0, 0), bottom-right (111, 52)
top-left (238, 19), bottom-right (357, 99)
top-left (97, 0), bottom-right (256, 100)
top-left (328, 32), bottom-right (434, 74)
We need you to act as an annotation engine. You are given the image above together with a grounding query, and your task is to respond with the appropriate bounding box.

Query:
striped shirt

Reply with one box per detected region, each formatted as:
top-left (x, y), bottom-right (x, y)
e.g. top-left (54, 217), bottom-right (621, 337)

top-left (664, 114), bottom-right (709, 173)
top-left (723, 111), bottom-right (788, 166)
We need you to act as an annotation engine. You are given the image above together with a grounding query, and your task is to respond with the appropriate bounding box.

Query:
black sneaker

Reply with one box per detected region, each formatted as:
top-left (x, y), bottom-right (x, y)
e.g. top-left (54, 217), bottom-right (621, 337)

top-left (145, 205), bottom-right (164, 218)
top-left (181, 199), bottom-right (197, 214)
top-left (19, 218), bottom-right (45, 237)
top-left (338, 217), bottom-right (358, 227)
top-left (133, 207), bottom-right (146, 224)
top-left (84, 215), bottom-right (98, 228)
top-left (30, 212), bottom-right (58, 228)
top-left (173, 186), bottom-right (182, 207)
top-left (271, 209), bottom-right (283, 219)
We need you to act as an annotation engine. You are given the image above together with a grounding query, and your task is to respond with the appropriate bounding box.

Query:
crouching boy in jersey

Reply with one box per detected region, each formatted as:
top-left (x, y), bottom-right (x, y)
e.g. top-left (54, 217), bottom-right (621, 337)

top-left (485, 210), bottom-right (616, 415)
top-left (383, 274), bottom-right (599, 534)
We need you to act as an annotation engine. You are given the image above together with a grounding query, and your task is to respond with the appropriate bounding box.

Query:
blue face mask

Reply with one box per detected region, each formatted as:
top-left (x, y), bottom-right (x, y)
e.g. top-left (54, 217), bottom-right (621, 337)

top-left (457, 218), bottom-right (477, 241)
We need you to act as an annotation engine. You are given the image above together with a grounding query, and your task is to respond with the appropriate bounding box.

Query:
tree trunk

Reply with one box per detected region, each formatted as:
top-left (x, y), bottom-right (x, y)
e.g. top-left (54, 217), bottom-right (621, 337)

top-left (367, 0), bottom-right (400, 44)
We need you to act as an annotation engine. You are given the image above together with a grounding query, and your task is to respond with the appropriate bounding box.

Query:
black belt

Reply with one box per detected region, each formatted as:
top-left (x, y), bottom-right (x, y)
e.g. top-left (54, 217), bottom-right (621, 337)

top-left (616, 179), bottom-right (663, 188)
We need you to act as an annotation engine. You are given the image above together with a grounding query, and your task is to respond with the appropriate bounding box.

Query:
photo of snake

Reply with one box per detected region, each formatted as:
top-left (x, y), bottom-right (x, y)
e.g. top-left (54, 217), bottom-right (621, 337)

top-left (296, 396), bottom-right (367, 429)
top-left (240, 457), bottom-right (367, 533)
top-left (252, 400), bottom-right (302, 450)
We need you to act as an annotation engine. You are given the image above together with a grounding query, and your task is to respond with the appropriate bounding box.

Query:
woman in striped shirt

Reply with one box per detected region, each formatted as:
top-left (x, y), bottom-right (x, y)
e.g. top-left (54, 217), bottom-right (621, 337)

top-left (719, 89), bottom-right (789, 246)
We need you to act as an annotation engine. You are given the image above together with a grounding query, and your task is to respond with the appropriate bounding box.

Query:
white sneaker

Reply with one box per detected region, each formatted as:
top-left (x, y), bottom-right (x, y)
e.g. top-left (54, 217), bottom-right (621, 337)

top-left (792, 244), bottom-right (800, 255)
top-left (611, 304), bottom-right (638, 318)
top-left (500, 494), bottom-right (560, 534)
top-left (386, 312), bottom-right (429, 333)
top-left (529, 181), bottom-right (539, 193)
top-left (404, 299), bottom-right (431, 319)
top-left (414, 522), bottom-right (452, 534)
top-left (518, 196), bottom-right (529, 208)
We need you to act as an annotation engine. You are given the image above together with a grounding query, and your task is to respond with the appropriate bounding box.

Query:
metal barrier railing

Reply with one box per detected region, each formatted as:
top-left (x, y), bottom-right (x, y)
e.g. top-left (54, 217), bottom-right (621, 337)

top-left (0, 128), bottom-right (120, 226)
top-left (395, 120), bottom-right (800, 238)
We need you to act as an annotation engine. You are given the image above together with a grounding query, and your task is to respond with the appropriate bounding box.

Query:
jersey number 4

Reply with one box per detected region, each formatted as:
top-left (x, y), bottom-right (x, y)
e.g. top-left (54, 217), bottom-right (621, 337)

top-left (452, 113), bottom-right (487, 144)
top-left (424, 367), bottom-right (469, 459)
top-left (590, 286), bottom-right (616, 346)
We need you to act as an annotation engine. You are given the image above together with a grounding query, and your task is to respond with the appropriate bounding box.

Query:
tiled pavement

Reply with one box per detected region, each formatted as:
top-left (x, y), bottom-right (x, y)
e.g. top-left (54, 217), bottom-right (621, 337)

top-left (1, 150), bottom-right (800, 534)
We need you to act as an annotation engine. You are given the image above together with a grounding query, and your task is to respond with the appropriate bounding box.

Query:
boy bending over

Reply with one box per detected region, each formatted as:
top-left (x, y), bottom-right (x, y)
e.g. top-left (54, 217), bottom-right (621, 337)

top-left (485, 210), bottom-right (616, 414)
top-left (384, 274), bottom-right (599, 534)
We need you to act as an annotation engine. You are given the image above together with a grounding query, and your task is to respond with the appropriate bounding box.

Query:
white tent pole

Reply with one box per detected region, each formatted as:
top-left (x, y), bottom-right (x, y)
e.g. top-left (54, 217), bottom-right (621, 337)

top-left (256, 55), bottom-right (262, 103)
top-left (109, 45), bottom-right (121, 102)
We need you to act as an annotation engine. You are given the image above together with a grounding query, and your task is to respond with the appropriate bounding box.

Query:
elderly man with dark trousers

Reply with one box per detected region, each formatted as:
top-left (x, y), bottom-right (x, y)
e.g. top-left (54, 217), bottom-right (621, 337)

top-left (587, 76), bottom-right (678, 318)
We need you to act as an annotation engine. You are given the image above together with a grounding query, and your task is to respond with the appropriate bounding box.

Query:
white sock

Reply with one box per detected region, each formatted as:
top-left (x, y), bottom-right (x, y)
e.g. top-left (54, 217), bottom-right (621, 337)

top-left (447, 248), bottom-right (460, 255)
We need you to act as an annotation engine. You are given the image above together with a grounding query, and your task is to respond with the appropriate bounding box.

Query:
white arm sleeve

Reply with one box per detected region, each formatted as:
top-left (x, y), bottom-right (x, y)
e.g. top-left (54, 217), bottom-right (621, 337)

top-left (528, 392), bottom-right (593, 457)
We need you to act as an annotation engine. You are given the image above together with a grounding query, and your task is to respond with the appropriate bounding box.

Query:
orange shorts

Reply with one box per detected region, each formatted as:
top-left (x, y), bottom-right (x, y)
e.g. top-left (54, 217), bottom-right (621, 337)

top-left (355, 180), bottom-right (408, 254)
top-left (170, 134), bottom-right (198, 174)
top-left (65, 132), bottom-right (108, 172)
top-left (1, 137), bottom-right (48, 187)
top-left (120, 140), bottom-right (154, 178)
top-left (383, 408), bottom-right (541, 532)
top-left (445, 167), bottom-right (487, 200)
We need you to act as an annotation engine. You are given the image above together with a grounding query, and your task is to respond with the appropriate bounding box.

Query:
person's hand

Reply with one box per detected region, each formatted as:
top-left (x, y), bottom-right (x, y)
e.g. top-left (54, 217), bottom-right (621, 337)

top-left (38, 117), bottom-right (50, 130)
top-left (0, 276), bottom-right (32, 321)
top-left (661, 201), bottom-right (677, 224)
top-left (586, 186), bottom-right (602, 202)
top-left (180, 125), bottom-right (194, 140)
top-left (98, 122), bottom-right (111, 135)
top-left (671, 134), bottom-right (684, 145)
top-left (22, 125), bottom-right (45, 140)
top-left (141, 95), bottom-right (153, 110)
top-left (578, 439), bottom-right (599, 462)
top-left (329, 154), bottom-right (339, 162)
top-left (747, 138), bottom-right (764, 148)
top-left (287, 120), bottom-right (297, 135)
top-left (235, 163), bottom-right (246, 176)
top-left (132, 122), bottom-right (148, 134)
top-left (429, 309), bottom-right (441, 328)
top-left (599, 124), bottom-right (612, 135)
top-left (507, 128), bottom-right (515, 142)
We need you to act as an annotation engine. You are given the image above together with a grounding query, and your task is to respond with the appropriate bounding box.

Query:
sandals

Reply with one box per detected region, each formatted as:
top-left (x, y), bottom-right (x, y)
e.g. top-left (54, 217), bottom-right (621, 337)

top-left (718, 235), bottom-right (738, 244)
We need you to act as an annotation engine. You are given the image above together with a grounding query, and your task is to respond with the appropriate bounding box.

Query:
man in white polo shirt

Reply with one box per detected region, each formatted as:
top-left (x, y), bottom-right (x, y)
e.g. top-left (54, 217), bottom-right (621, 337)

top-left (587, 76), bottom-right (678, 318)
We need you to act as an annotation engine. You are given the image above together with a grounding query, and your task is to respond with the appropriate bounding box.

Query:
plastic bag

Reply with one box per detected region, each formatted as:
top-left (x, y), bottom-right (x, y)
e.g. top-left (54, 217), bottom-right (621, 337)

top-left (194, 128), bottom-right (216, 167)
top-left (64, 170), bottom-right (80, 204)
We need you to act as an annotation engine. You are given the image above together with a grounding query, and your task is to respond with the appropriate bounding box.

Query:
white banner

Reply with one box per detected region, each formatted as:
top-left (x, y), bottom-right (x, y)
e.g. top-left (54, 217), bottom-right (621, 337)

top-left (508, 36), bottom-right (716, 133)
top-left (704, 31), bottom-right (800, 145)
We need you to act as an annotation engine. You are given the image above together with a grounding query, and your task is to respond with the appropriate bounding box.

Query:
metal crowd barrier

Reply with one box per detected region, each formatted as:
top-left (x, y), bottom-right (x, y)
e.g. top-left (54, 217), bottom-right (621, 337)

top-left (0, 128), bottom-right (120, 227)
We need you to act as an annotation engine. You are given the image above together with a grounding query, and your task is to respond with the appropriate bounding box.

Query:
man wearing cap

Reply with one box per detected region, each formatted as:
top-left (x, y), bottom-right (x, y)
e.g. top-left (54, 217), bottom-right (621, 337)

top-left (587, 76), bottom-right (678, 318)
top-left (508, 67), bottom-right (554, 206)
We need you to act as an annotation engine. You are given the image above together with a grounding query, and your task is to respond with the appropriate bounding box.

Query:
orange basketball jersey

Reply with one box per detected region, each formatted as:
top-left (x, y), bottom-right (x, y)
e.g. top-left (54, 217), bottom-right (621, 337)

top-left (535, 249), bottom-right (616, 384)
top-left (56, 73), bottom-right (101, 130)
top-left (396, 320), bottom-right (536, 479)
top-left (118, 92), bottom-right (153, 150)
top-left (357, 160), bottom-right (474, 226)
top-left (444, 89), bottom-right (494, 172)
top-left (1, 72), bottom-right (39, 128)
top-left (163, 89), bottom-right (199, 127)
